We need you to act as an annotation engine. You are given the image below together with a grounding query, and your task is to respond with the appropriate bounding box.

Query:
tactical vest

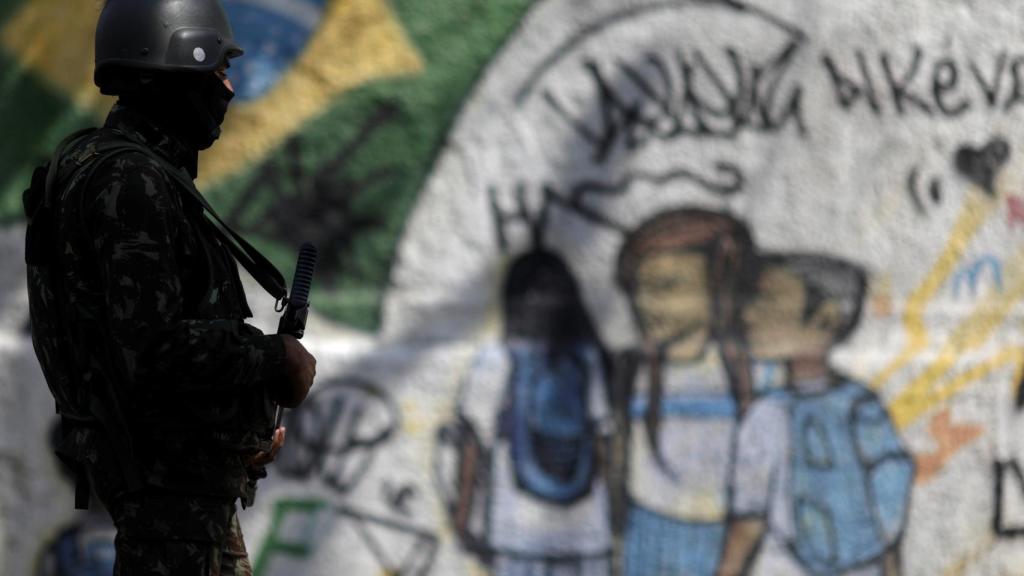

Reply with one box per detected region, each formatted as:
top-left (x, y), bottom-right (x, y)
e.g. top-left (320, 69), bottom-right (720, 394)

top-left (24, 127), bottom-right (288, 507)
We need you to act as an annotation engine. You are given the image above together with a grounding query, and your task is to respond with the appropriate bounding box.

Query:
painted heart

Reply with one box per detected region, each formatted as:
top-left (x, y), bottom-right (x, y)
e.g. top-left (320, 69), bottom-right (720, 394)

top-left (954, 137), bottom-right (1010, 196)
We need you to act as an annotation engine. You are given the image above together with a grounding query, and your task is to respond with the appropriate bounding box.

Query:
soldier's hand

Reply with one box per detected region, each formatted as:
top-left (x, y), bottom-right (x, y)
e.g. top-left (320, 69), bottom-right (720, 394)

top-left (274, 334), bottom-right (316, 408)
top-left (246, 427), bottom-right (285, 467)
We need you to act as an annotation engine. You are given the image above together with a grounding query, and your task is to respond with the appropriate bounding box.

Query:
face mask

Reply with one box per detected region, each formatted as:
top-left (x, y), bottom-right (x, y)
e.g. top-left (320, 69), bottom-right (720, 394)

top-left (120, 70), bottom-right (233, 151)
top-left (183, 72), bottom-right (235, 150)
top-left (205, 72), bottom-right (235, 128)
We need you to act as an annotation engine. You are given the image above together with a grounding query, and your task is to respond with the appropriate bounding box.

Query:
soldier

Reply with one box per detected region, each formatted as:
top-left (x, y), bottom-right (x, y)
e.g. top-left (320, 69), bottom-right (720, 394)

top-left (23, 0), bottom-right (317, 573)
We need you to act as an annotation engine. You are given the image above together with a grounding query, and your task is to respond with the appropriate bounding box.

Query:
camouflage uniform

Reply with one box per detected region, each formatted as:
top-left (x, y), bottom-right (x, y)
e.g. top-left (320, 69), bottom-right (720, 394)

top-left (32, 102), bottom-right (287, 574)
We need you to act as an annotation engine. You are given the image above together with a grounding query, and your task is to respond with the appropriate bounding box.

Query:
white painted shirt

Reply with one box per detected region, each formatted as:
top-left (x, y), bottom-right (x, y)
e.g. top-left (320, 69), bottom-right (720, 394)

top-left (627, 347), bottom-right (737, 521)
top-left (458, 341), bottom-right (613, 556)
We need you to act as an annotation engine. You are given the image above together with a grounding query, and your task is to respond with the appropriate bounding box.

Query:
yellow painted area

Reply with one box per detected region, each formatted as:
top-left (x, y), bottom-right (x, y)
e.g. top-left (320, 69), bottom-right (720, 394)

top-left (197, 0), bottom-right (424, 187)
top-left (890, 259), bottom-right (1024, 429)
top-left (0, 0), bottom-right (116, 112)
top-left (868, 179), bottom-right (1024, 430)
top-left (870, 192), bottom-right (1000, 391)
top-left (899, 346), bottom-right (1023, 431)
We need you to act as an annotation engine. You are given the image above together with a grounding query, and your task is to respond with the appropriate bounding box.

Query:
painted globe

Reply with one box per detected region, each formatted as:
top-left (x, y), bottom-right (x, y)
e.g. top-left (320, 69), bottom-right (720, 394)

top-left (222, 0), bottom-right (326, 101)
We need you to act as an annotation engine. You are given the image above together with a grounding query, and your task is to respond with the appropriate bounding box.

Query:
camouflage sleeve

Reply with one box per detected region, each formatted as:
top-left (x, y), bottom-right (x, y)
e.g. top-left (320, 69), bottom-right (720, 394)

top-left (83, 152), bottom-right (287, 393)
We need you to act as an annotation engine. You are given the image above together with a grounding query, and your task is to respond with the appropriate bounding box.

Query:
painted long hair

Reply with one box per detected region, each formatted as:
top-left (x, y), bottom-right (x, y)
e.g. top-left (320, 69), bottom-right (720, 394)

top-left (503, 249), bottom-right (600, 353)
top-left (616, 208), bottom-right (756, 468)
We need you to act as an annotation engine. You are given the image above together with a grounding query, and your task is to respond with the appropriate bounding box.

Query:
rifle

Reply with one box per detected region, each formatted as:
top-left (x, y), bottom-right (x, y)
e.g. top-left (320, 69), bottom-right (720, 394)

top-left (274, 242), bottom-right (318, 429)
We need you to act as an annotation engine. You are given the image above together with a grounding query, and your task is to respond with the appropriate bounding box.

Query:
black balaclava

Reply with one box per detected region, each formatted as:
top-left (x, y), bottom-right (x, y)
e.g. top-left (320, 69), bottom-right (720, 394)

top-left (120, 69), bottom-right (235, 154)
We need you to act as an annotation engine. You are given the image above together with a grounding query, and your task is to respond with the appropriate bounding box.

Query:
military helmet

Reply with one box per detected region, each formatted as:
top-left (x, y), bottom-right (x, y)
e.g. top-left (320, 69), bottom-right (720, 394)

top-left (95, 0), bottom-right (244, 94)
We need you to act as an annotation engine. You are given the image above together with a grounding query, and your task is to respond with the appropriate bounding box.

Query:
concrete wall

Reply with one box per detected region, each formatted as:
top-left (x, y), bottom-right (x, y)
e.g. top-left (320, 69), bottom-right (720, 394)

top-left (3, 0), bottom-right (1024, 574)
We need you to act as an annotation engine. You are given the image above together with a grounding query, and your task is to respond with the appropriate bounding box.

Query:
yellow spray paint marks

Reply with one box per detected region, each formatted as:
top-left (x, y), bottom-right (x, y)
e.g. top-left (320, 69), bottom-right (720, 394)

top-left (891, 333), bottom-right (1024, 430)
top-left (0, 0), bottom-right (115, 112)
top-left (889, 244), bottom-right (1024, 429)
top-left (889, 268), bottom-right (1024, 428)
top-left (910, 346), bottom-right (1024, 428)
top-left (870, 190), bottom-right (1001, 393)
top-left (862, 173), bottom-right (1024, 433)
top-left (197, 0), bottom-right (424, 187)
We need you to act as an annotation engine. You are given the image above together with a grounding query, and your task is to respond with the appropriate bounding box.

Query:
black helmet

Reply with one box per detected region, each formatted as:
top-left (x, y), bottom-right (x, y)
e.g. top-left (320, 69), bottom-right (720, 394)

top-left (95, 0), bottom-right (244, 94)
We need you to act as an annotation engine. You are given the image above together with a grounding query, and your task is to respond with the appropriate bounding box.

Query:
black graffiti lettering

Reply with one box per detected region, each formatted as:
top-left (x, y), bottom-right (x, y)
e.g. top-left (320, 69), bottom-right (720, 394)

top-left (619, 53), bottom-right (683, 143)
top-left (528, 160), bottom-right (746, 233)
top-left (725, 48), bottom-right (756, 127)
top-left (685, 49), bottom-right (740, 136)
top-left (906, 167), bottom-right (944, 217)
top-left (649, 51), bottom-right (687, 136)
top-left (541, 185), bottom-right (627, 233)
top-left (757, 43), bottom-right (807, 135)
top-left (1005, 57), bottom-right (1024, 112)
top-left (489, 183), bottom-right (548, 252)
top-left (487, 163), bottom-right (748, 242)
top-left (1016, 367), bottom-right (1024, 408)
top-left (995, 460), bottom-right (1024, 536)
top-left (338, 505), bottom-right (439, 576)
top-left (932, 58), bottom-right (970, 116)
top-left (969, 52), bottom-right (1007, 107)
top-left (383, 481), bottom-right (418, 516)
top-left (855, 51), bottom-right (883, 113)
top-left (823, 54), bottom-right (865, 110)
top-left (881, 47), bottom-right (933, 116)
top-left (826, 49), bottom-right (1024, 117)
top-left (544, 44), bottom-right (805, 163)
top-left (542, 87), bottom-right (602, 150)
top-left (543, 60), bottom-right (630, 161)
top-left (277, 378), bottom-right (401, 494)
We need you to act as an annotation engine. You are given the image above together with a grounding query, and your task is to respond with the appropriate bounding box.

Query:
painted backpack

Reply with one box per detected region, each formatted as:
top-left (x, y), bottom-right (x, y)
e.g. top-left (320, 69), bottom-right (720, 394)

top-left (785, 380), bottom-right (914, 575)
top-left (504, 343), bottom-right (596, 505)
top-left (41, 521), bottom-right (116, 576)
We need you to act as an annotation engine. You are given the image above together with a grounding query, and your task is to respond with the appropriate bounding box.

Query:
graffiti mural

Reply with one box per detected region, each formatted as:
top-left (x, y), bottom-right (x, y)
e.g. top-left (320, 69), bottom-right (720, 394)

top-left (9, 0), bottom-right (1024, 574)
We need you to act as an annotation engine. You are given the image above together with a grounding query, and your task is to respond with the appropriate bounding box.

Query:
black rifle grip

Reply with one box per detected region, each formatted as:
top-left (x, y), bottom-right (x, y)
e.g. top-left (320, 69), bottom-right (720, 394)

top-left (277, 243), bottom-right (318, 338)
top-left (274, 243), bottom-right (318, 430)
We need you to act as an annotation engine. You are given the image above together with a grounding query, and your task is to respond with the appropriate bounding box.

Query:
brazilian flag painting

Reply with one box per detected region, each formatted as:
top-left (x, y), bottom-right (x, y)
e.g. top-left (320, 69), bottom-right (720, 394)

top-left (0, 0), bottom-right (534, 331)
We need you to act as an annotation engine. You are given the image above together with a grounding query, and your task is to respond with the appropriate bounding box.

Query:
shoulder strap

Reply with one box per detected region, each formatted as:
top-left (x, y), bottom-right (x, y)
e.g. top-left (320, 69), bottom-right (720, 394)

top-left (160, 163), bottom-right (288, 302)
top-left (100, 136), bottom-right (289, 302)
top-left (44, 128), bottom-right (98, 207)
